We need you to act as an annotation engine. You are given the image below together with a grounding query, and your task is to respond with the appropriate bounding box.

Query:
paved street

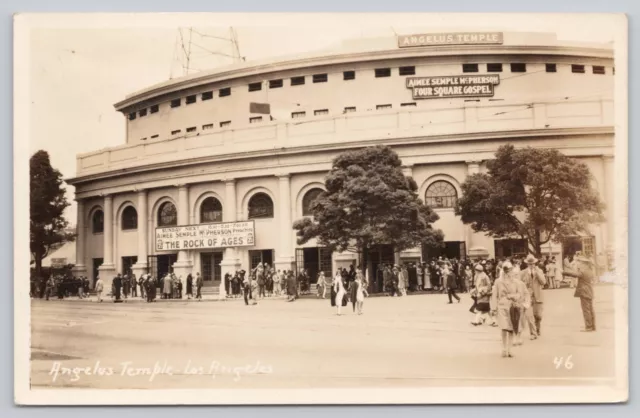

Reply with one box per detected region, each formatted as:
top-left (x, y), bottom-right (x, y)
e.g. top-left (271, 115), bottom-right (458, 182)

top-left (30, 286), bottom-right (617, 390)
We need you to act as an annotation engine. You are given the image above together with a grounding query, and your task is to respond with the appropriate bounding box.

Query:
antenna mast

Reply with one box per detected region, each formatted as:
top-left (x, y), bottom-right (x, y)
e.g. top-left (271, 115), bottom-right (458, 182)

top-left (171, 26), bottom-right (243, 78)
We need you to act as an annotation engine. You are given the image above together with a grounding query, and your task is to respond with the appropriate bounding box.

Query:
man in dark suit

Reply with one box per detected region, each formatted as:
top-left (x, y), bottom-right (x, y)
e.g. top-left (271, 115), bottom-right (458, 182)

top-left (563, 253), bottom-right (596, 331)
top-left (113, 273), bottom-right (123, 303)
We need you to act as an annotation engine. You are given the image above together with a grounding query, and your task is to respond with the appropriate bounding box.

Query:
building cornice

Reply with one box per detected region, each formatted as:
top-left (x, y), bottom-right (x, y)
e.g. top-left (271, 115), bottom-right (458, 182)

top-left (66, 126), bottom-right (614, 186)
top-left (114, 44), bottom-right (613, 112)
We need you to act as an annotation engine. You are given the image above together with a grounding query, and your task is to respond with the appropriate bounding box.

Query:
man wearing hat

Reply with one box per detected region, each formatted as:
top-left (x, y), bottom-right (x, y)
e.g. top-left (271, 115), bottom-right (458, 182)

top-left (520, 254), bottom-right (547, 337)
top-left (563, 254), bottom-right (596, 331)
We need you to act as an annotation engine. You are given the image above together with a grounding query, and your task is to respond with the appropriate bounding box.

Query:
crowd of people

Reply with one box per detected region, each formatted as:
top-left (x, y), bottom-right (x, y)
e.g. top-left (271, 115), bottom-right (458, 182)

top-left (30, 275), bottom-right (90, 300)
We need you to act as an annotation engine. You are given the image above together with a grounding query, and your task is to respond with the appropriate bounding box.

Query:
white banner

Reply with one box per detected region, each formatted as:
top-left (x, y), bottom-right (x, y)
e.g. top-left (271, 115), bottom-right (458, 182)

top-left (155, 221), bottom-right (255, 251)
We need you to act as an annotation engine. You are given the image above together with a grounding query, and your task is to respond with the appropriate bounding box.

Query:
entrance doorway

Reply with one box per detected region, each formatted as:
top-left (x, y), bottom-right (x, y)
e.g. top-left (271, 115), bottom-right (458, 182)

top-left (121, 256), bottom-right (138, 276)
top-left (422, 241), bottom-right (466, 260)
top-left (367, 245), bottom-right (395, 293)
top-left (249, 249), bottom-right (274, 270)
top-left (295, 247), bottom-right (332, 283)
top-left (148, 254), bottom-right (177, 279)
top-left (92, 258), bottom-right (103, 288)
top-left (494, 239), bottom-right (527, 259)
top-left (200, 252), bottom-right (223, 284)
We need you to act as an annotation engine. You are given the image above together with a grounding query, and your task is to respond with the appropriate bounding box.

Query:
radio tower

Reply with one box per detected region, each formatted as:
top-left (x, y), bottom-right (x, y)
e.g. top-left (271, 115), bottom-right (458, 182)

top-left (170, 27), bottom-right (244, 79)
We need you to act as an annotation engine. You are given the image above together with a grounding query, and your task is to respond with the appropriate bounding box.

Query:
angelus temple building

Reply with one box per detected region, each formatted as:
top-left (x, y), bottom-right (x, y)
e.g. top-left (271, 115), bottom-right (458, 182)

top-left (66, 31), bottom-right (615, 293)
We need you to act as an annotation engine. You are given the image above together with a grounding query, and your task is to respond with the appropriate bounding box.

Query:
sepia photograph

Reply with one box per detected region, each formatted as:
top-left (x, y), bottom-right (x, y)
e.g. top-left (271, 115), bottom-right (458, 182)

top-left (13, 12), bottom-right (628, 405)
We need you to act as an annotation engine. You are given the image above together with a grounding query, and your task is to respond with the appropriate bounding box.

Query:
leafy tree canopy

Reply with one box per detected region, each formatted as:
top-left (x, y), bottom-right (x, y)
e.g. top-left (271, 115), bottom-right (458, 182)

top-left (294, 146), bottom-right (443, 266)
top-left (30, 150), bottom-right (75, 277)
top-left (455, 145), bottom-right (604, 256)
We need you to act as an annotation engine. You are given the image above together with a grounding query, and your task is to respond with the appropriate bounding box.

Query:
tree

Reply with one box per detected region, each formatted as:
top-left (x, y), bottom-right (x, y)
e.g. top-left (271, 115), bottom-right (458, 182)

top-left (455, 145), bottom-right (604, 257)
top-left (293, 146), bottom-right (444, 280)
top-left (30, 150), bottom-right (75, 280)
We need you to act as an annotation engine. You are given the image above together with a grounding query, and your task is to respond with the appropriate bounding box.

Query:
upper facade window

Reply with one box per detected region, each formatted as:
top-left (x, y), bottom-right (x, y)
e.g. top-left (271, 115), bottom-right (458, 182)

top-left (487, 63), bottom-right (503, 72)
top-left (302, 188), bottom-right (324, 216)
top-left (92, 210), bottom-right (104, 234)
top-left (139, 108), bottom-right (148, 117)
top-left (201, 91), bottom-right (213, 100)
top-left (186, 95), bottom-right (196, 104)
top-left (219, 87), bottom-right (231, 97)
top-left (572, 64), bottom-right (586, 74)
top-left (291, 76), bottom-right (305, 86)
top-left (425, 181), bottom-right (458, 209)
top-left (545, 63), bottom-right (557, 73)
top-left (128, 112), bottom-right (136, 121)
top-left (170, 98), bottom-right (181, 108)
top-left (249, 82), bottom-right (262, 92)
top-left (510, 63), bottom-right (527, 73)
top-left (248, 193), bottom-right (274, 219)
top-left (343, 71), bottom-right (355, 80)
top-left (375, 68), bottom-right (391, 78)
top-left (292, 111), bottom-right (306, 119)
top-left (462, 64), bottom-right (478, 73)
top-left (122, 206), bottom-right (138, 230)
top-left (269, 79), bottom-right (283, 89)
top-left (158, 202), bottom-right (177, 227)
top-left (200, 197), bottom-right (223, 223)
top-left (314, 109), bottom-right (329, 116)
top-left (312, 73), bottom-right (328, 83)
top-left (399, 66), bottom-right (415, 76)
top-left (150, 104), bottom-right (159, 113)
top-left (593, 65), bottom-right (606, 75)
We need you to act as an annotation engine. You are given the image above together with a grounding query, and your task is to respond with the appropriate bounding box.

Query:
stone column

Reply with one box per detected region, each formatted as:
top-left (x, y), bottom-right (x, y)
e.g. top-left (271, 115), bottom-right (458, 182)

top-left (219, 179), bottom-right (241, 298)
top-left (275, 174), bottom-right (295, 272)
top-left (172, 185), bottom-right (193, 283)
top-left (98, 194), bottom-right (117, 295)
top-left (465, 161), bottom-right (482, 259)
top-left (131, 189), bottom-right (149, 279)
top-left (72, 199), bottom-right (87, 278)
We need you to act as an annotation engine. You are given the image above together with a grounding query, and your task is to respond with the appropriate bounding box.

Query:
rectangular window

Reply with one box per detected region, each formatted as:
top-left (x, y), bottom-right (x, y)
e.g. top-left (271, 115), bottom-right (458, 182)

top-left (170, 98), bottom-right (181, 108)
top-left (128, 112), bottom-right (136, 120)
top-left (376, 104), bottom-right (392, 110)
top-left (487, 63), bottom-right (503, 72)
top-left (140, 137), bottom-right (147, 141)
top-left (401, 102), bottom-right (417, 107)
top-left (375, 68), bottom-right (391, 78)
top-left (250, 116), bottom-right (263, 123)
top-left (314, 109), bottom-right (329, 116)
top-left (186, 126), bottom-right (196, 133)
top-left (150, 104), bottom-right (159, 113)
top-left (312, 73), bottom-right (328, 83)
top-left (593, 65), bottom-right (606, 75)
top-left (171, 129), bottom-right (181, 135)
top-left (219, 87), bottom-right (231, 97)
top-left (510, 63), bottom-right (527, 72)
top-left (269, 79), bottom-right (283, 89)
top-left (572, 64), bottom-right (585, 74)
top-left (344, 106), bottom-right (356, 113)
top-left (248, 82), bottom-right (262, 92)
top-left (220, 121), bottom-right (231, 128)
top-left (545, 63), bottom-right (557, 73)
top-left (399, 66), bottom-right (415, 76)
top-left (186, 95), bottom-right (196, 104)
top-left (139, 108), bottom-right (148, 117)
top-left (292, 111), bottom-right (306, 119)
top-left (291, 76), bottom-right (305, 86)
top-left (462, 63), bottom-right (479, 73)
top-left (151, 134), bottom-right (159, 139)
top-left (201, 91), bottom-right (213, 101)
top-left (343, 70), bottom-right (355, 80)
top-left (202, 124), bottom-right (214, 130)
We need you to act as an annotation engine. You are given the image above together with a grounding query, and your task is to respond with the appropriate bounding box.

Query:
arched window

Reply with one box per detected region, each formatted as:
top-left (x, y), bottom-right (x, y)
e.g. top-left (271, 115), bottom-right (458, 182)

top-left (121, 206), bottom-right (138, 230)
top-left (302, 188), bottom-right (324, 216)
top-left (248, 193), bottom-right (274, 219)
top-left (200, 197), bottom-right (223, 223)
top-left (92, 210), bottom-right (104, 234)
top-left (158, 202), bottom-right (177, 227)
top-left (425, 180), bottom-right (458, 209)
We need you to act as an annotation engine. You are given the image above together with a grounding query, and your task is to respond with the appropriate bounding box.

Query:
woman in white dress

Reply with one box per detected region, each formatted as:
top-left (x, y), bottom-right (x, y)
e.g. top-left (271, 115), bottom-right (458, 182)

top-left (333, 273), bottom-right (346, 316)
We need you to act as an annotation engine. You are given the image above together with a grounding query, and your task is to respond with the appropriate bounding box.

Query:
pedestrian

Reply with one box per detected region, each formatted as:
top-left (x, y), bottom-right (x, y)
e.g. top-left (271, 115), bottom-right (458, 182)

top-left (123, 273), bottom-right (130, 300)
top-left (513, 270), bottom-right (531, 346)
top-left (273, 270), bottom-right (282, 297)
top-left (332, 271), bottom-right (347, 315)
top-left (162, 273), bottom-right (172, 299)
top-left (113, 273), bottom-right (124, 303)
top-left (317, 271), bottom-right (326, 298)
top-left (138, 275), bottom-right (145, 299)
top-left (520, 254), bottom-right (546, 338)
top-left (562, 254), bottom-right (596, 332)
top-left (257, 265), bottom-right (265, 299)
top-left (186, 273), bottom-right (193, 300)
top-left (195, 272), bottom-right (203, 301)
top-left (471, 264), bottom-right (492, 324)
top-left (286, 271), bottom-right (296, 302)
top-left (445, 262), bottom-right (460, 304)
top-left (95, 276), bottom-right (104, 302)
top-left (491, 261), bottom-right (523, 358)
top-left (350, 271), bottom-right (367, 314)
top-left (546, 257), bottom-right (557, 289)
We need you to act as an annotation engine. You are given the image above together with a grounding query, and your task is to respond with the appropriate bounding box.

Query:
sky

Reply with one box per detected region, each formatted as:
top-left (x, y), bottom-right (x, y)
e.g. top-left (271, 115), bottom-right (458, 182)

top-left (24, 13), bottom-right (621, 224)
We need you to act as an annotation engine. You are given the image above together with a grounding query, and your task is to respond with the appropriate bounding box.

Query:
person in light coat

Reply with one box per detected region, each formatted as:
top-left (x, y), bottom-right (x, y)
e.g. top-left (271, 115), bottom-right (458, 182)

top-left (95, 276), bottom-right (104, 302)
top-left (520, 254), bottom-right (547, 338)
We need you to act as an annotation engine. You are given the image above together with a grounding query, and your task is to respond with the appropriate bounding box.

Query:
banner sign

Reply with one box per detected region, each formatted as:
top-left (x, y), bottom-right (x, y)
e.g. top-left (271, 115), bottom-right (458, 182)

top-left (51, 258), bottom-right (67, 268)
top-left (155, 221), bottom-right (255, 252)
top-left (398, 32), bottom-right (504, 48)
top-left (406, 75), bottom-right (500, 99)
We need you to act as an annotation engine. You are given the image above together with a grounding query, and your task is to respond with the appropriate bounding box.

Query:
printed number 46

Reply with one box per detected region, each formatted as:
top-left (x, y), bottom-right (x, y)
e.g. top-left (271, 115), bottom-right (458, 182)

top-left (554, 355), bottom-right (574, 370)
